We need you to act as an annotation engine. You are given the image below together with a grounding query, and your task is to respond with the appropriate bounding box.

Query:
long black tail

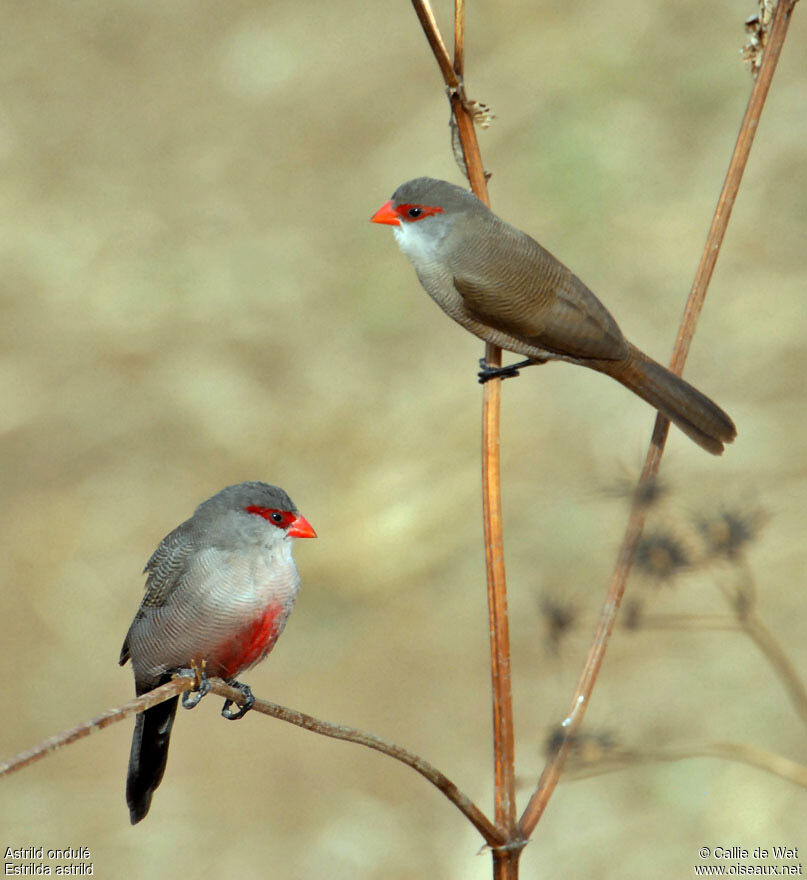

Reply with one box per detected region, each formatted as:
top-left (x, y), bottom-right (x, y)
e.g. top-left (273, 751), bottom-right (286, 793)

top-left (126, 683), bottom-right (179, 825)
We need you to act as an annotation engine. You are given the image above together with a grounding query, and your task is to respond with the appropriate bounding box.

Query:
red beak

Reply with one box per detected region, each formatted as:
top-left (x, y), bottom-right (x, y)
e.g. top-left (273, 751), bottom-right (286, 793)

top-left (371, 200), bottom-right (400, 226)
top-left (288, 514), bottom-right (317, 539)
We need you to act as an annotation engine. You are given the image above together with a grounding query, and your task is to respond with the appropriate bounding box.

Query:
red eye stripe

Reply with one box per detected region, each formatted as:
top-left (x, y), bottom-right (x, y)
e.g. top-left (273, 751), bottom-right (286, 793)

top-left (394, 203), bottom-right (444, 222)
top-left (244, 506), bottom-right (297, 529)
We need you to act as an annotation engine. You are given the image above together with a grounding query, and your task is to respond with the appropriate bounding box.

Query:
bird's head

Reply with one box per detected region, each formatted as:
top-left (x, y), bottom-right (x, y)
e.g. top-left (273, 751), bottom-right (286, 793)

top-left (371, 177), bottom-right (479, 261)
top-left (197, 481), bottom-right (317, 541)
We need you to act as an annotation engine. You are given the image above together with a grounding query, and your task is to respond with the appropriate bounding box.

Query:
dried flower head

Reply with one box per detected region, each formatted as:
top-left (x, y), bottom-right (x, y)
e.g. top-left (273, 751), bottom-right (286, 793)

top-left (635, 531), bottom-right (690, 583)
top-left (539, 595), bottom-right (578, 654)
top-left (696, 507), bottom-right (764, 561)
top-left (742, 0), bottom-right (773, 76)
top-left (545, 727), bottom-right (616, 765)
top-left (622, 598), bottom-right (644, 630)
top-left (467, 99), bottom-right (495, 129)
top-left (450, 98), bottom-right (494, 181)
top-left (604, 474), bottom-right (667, 510)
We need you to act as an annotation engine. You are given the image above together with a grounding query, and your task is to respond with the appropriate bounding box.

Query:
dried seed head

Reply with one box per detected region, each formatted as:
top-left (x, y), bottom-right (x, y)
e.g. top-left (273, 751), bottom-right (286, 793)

top-left (742, 0), bottom-right (773, 76)
top-left (545, 727), bottom-right (616, 765)
top-left (696, 507), bottom-right (764, 561)
top-left (622, 598), bottom-right (644, 630)
top-left (604, 474), bottom-right (667, 510)
top-left (467, 99), bottom-right (495, 129)
top-left (539, 595), bottom-right (579, 654)
top-left (635, 532), bottom-right (690, 583)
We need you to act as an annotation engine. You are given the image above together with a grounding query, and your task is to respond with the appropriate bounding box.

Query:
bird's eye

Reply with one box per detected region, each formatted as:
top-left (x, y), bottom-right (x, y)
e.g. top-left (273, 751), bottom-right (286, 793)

top-left (244, 505), bottom-right (294, 528)
top-left (407, 207), bottom-right (422, 218)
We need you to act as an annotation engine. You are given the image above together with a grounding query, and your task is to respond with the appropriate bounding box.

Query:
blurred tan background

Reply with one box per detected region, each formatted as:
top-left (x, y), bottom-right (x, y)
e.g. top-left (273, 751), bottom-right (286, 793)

top-left (1, 1), bottom-right (805, 877)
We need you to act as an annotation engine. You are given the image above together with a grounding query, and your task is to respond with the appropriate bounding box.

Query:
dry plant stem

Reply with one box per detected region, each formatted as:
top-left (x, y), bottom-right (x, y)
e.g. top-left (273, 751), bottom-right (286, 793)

top-left (411, 0), bottom-right (460, 90)
top-left (643, 606), bottom-right (807, 728)
top-left (739, 614), bottom-right (807, 728)
top-left (668, 0), bottom-right (800, 374)
top-left (519, 0), bottom-right (800, 840)
top-left (0, 678), bottom-right (194, 778)
top-left (480, 347), bottom-right (518, 833)
top-left (453, 0), bottom-right (465, 80)
top-left (452, 2), bottom-right (517, 842)
top-left (0, 676), bottom-right (502, 847)
top-left (638, 613), bottom-right (744, 631)
top-left (411, 2), bottom-right (519, 871)
top-left (208, 682), bottom-right (504, 846)
top-left (563, 742), bottom-right (807, 789)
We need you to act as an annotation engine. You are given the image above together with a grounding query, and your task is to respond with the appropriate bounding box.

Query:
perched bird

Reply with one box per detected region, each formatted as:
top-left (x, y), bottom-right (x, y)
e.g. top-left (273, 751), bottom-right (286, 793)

top-left (120, 481), bottom-right (316, 824)
top-left (372, 177), bottom-right (736, 454)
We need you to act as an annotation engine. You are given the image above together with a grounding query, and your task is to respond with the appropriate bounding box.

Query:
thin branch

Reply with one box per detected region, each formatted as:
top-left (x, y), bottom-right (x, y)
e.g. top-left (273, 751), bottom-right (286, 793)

top-left (717, 558), bottom-right (807, 729)
top-left (669, 0), bottom-right (801, 376)
top-left (740, 614), bottom-right (807, 728)
top-left (637, 601), bottom-right (807, 728)
top-left (636, 613), bottom-right (743, 631)
top-left (0, 676), bottom-right (503, 849)
top-left (0, 678), bottom-right (194, 777)
top-left (410, 0), bottom-right (460, 90)
top-left (208, 681), bottom-right (503, 846)
top-left (411, 0), bottom-right (487, 200)
top-left (453, 0), bottom-right (466, 79)
top-left (639, 608), bottom-right (807, 727)
top-left (519, 0), bottom-right (801, 839)
top-left (480, 364), bottom-right (517, 833)
top-left (562, 742), bottom-right (807, 789)
top-left (411, 0), bottom-right (518, 852)
top-left (454, 16), bottom-right (517, 852)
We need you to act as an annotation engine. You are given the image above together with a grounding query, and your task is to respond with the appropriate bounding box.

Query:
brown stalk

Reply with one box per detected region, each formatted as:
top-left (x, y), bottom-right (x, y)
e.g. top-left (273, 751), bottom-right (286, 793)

top-left (453, 0), bottom-right (466, 80)
top-left (410, 0), bottom-right (519, 860)
top-left (410, 0), bottom-right (460, 90)
top-left (519, 0), bottom-right (801, 839)
top-left (1, 676), bottom-right (503, 847)
top-left (636, 613), bottom-right (744, 631)
top-left (716, 560), bottom-right (807, 728)
top-left (740, 613), bottom-right (807, 728)
top-left (640, 605), bottom-right (807, 728)
top-left (563, 741), bottom-right (807, 789)
top-left (208, 681), bottom-right (504, 845)
top-left (0, 678), bottom-right (195, 778)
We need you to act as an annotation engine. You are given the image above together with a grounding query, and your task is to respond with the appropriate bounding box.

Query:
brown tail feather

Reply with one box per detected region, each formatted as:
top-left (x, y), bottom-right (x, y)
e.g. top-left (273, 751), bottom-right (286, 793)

top-left (590, 344), bottom-right (736, 455)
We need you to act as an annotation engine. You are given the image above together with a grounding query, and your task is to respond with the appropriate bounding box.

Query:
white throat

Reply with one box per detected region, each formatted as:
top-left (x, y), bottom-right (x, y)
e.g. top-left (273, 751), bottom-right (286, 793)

top-left (392, 217), bottom-right (450, 266)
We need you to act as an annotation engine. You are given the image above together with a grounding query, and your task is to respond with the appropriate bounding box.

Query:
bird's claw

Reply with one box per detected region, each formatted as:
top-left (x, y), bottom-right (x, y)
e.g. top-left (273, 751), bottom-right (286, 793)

top-left (178, 664), bottom-right (210, 710)
top-left (222, 681), bottom-right (255, 721)
top-left (478, 357), bottom-right (531, 384)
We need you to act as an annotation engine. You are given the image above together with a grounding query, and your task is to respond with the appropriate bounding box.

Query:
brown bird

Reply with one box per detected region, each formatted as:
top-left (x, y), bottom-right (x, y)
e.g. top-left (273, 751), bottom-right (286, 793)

top-left (371, 177), bottom-right (736, 455)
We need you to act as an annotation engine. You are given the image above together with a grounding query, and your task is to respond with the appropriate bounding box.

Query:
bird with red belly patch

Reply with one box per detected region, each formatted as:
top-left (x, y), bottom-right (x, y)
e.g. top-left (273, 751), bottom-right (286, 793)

top-left (120, 481), bottom-right (316, 824)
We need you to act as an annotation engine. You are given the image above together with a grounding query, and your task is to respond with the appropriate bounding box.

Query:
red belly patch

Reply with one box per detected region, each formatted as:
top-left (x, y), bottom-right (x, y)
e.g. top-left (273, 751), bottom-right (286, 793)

top-left (210, 602), bottom-right (285, 680)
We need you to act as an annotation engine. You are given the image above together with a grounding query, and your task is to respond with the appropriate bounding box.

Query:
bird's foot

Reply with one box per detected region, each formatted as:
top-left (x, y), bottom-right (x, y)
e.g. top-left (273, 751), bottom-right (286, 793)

top-left (222, 681), bottom-right (255, 721)
top-left (178, 661), bottom-right (210, 710)
top-left (477, 358), bottom-right (536, 384)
